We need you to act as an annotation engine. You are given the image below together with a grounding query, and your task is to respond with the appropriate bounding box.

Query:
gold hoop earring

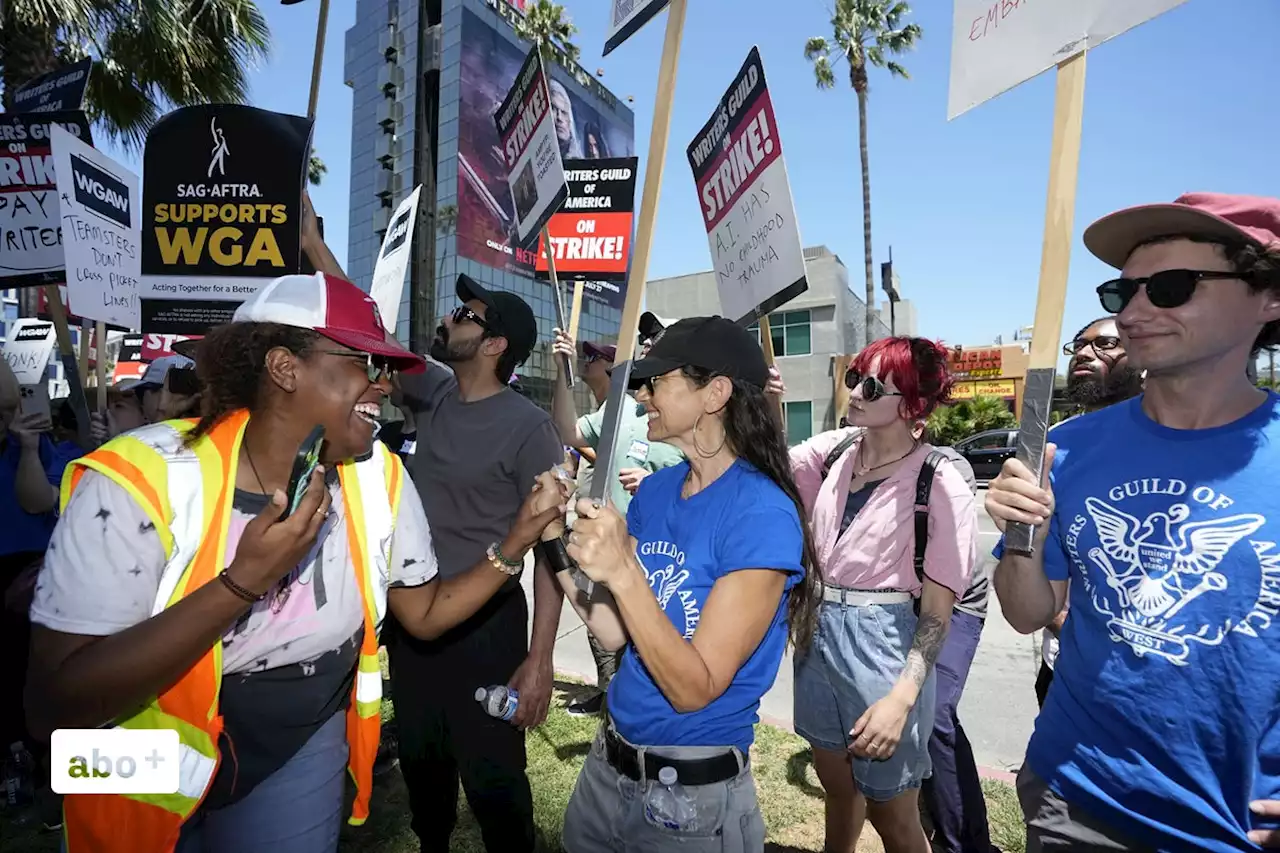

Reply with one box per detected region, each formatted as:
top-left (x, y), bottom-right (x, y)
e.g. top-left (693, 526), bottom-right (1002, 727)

top-left (691, 412), bottom-right (727, 458)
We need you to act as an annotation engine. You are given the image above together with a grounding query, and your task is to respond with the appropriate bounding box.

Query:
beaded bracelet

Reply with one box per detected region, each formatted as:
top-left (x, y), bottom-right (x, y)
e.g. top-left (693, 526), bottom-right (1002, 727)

top-left (219, 572), bottom-right (265, 603)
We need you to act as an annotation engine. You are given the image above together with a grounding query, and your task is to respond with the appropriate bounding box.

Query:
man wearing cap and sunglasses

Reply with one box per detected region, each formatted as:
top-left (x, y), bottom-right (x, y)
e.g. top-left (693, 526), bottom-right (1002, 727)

top-left (987, 193), bottom-right (1280, 852)
top-left (393, 274), bottom-right (564, 853)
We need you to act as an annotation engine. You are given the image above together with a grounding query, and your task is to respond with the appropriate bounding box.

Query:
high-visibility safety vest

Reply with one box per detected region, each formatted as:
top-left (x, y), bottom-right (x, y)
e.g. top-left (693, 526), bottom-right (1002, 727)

top-left (58, 408), bottom-right (403, 852)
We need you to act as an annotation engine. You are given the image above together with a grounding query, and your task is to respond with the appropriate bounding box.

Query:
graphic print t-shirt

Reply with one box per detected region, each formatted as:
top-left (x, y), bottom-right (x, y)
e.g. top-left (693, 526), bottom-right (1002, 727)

top-left (608, 460), bottom-right (805, 753)
top-left (1007, 394), bottom-right (1280, 853)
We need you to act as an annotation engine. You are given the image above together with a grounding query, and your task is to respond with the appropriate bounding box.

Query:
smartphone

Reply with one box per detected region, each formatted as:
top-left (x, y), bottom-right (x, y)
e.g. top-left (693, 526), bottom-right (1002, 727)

top-left (280, 426), bottom-right (325, 521)
top-left (18, 383), bottom-right (51, 420)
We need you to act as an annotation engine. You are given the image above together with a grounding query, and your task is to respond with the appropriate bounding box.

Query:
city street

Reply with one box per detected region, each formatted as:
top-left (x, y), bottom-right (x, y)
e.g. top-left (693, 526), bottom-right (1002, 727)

top-left (525, 496), bottom-right (1041, 778)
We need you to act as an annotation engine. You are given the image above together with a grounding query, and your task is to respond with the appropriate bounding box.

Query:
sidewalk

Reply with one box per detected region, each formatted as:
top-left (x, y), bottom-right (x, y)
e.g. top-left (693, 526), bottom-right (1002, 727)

top-left (522, 502), bottom-right (1041, 781)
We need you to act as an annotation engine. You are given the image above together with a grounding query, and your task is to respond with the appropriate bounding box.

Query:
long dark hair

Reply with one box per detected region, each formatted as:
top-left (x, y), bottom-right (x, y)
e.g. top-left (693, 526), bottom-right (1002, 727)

top-left (186, 322), bottom-right (320, 444)
top-left (683, 367), bottom-right (822, 652)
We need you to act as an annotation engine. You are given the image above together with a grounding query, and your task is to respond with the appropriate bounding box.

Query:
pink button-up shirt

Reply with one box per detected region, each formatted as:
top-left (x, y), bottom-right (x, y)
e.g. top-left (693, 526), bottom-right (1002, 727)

top-left (790, 429), bottom-right (978, 598)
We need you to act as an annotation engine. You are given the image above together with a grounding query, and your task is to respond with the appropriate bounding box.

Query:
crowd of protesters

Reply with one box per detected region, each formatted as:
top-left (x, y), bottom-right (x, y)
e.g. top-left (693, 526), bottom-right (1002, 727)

top-left (1, 190), bottom-right (1279, 853)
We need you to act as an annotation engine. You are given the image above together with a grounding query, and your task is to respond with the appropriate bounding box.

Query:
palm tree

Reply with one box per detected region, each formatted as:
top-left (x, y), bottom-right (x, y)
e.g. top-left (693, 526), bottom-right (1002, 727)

top-left (1, 0), bottom-right (270, 151)
top-left (308, 153), bottom-right (326, 186)
top-left (435, 203), bottom-right (458, 281)
top-left (513, 0), bottom-right (580, 68)
top-left (805, 0), bottom-right (921, 347)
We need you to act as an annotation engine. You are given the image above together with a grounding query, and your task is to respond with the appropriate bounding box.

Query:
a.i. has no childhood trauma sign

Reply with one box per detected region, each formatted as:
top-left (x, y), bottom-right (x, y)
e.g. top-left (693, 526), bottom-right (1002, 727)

top-left (140, 105), bottom-right (313, 335)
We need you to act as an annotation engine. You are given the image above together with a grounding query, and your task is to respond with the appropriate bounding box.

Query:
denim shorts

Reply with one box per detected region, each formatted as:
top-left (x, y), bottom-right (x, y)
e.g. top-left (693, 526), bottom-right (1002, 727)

top-left (793, 597), bottom-right (937, 801)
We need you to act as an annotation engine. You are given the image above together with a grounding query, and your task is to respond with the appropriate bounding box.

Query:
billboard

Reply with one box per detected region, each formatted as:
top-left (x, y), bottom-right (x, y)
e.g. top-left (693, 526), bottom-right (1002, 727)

top-left (457, 8), bottom-right (634, 280)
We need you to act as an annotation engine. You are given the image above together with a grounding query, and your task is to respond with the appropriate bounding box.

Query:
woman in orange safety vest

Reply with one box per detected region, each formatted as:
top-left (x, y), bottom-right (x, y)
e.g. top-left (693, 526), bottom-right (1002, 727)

top-left (24, 271), bottom-right (566, 853)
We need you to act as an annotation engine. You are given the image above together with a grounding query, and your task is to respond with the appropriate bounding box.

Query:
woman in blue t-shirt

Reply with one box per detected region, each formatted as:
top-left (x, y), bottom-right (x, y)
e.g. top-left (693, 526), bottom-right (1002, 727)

top-left (534, 317), bottom-right (820, 853)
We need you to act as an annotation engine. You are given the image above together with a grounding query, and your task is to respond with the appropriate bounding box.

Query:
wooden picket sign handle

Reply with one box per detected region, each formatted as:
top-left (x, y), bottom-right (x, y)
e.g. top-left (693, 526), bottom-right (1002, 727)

top-left (1006, 52), bottom-right (1086, 555)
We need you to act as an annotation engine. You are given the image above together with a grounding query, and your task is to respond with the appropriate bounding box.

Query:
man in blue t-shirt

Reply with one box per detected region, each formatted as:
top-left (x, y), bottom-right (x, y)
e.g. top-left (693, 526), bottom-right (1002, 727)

top-left (987, 192), bottom-right (1280, 852)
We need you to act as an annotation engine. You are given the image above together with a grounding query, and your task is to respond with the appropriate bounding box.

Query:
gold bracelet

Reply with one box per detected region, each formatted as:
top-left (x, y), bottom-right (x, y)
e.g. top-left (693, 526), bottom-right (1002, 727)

top-left (486, 542), bottom-right (523, 576)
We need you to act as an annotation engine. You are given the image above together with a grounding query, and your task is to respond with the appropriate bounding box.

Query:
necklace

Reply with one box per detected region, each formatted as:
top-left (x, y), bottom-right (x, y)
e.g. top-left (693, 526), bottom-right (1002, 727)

top-left (243, 441), bottom-right (270, 494)
top-left (853, 441), bottom-right (917, 478)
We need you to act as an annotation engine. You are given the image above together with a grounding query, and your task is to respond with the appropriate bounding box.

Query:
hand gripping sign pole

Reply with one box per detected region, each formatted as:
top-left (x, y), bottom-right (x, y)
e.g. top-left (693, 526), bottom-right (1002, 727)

top-left (573, 0), bottom-right (688, 600)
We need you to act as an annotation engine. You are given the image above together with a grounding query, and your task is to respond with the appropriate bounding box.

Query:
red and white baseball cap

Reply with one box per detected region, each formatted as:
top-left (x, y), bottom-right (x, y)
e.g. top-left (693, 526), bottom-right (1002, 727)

top-left (233, 272), bottom-right (425, 373)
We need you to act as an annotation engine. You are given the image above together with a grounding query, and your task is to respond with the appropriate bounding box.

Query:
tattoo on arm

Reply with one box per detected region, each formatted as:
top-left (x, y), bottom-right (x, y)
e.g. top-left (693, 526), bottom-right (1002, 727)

top-left (903, 612), bottom-right (948, 689)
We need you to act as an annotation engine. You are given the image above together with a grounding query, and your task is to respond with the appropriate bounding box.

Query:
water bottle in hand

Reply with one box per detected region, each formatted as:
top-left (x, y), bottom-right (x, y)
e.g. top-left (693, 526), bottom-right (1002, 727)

top-left (475, 685), bottom-right (519, 721)
top-left (644, 766), bottom-right (698, 831)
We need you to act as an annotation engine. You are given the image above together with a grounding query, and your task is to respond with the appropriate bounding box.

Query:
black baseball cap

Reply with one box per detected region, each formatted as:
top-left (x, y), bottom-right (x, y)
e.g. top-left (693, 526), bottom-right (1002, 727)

top-left (639, 311), bottom-right (671, 342)
top-left (457, 274), bottom-right (537, 363)
top-left (628, 316), bottom-right (769, 390)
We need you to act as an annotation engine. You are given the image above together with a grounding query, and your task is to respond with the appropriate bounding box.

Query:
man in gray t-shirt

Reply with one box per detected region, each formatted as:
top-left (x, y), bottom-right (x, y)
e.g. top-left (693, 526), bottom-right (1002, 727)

top-left (391, 275), bottom-right (562, 853)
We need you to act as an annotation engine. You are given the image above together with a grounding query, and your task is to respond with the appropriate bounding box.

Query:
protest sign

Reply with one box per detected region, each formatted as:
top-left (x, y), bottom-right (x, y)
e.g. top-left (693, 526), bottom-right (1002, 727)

top-left (370, 185), bottom-right (422, 329)
top-left (140, 105), bottom-right (313, 334)
top-left (141, 333), bottom-right (198, 362)
top-left (947, 0), bottom-right (1188, 119)
top-left (535, 156), bottom-right (636, 309)
top-left (11, 58), bottom-right (93, 115)
top-left (604, 0), bottom-right (671, 56)
top-left (3, 319), bottom-right (57, 384)
top-left (0, 111), bottom-right (93, 288)
top-left (51, 124), bottom-right (141, 329)
top-left (494, 49), bottom-right (568, 248)
top-left (687, 47), bottom-right (806, 326)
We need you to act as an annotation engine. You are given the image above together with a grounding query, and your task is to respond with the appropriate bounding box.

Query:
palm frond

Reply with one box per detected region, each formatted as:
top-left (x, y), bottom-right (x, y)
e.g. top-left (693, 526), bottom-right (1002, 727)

top-left (885, 60), bottom-right (908, 78)
top-left (811, 55), bottom-right (837, 90)
top-left (803, 36), bottom-right (829, 60)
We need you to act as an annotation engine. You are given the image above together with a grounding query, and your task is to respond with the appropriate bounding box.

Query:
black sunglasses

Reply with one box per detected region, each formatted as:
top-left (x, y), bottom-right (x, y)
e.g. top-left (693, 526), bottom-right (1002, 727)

top-left (1063, 335), bottom-right (1122, 357)
top-left (319, 350), bottom-right (397, 382)
top-left (452, 305), bottom-right (490, 329)
top-left (1096, 269), bottom-right (1253, 314)
top-left (844, 371), bottom-right (902, 402)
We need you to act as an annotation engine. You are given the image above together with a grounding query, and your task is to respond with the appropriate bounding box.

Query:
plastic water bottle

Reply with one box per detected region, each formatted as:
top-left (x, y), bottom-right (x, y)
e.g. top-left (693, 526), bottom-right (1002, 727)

top-left (475, 686), bottom-right (519, 721)
top-left (3, 742), bottom-right (34, 809)
top-left (644, 766), bottom-right (697, 831)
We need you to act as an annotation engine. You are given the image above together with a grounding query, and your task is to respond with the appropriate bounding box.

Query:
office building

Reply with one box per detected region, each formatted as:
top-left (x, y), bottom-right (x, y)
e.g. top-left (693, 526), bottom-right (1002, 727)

top-left (645, 246), bottom-right (893, 443)
top-left (344, 0), bottom-right (635, 409)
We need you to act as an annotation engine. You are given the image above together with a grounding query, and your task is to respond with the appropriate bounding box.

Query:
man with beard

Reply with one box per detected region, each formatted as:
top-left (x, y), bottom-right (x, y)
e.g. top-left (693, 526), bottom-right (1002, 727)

top-left (392, 274), bottom-right (564, 853)
top-left (549, 79), bottom-right (583, 159)
top-left (1035, 318), bottom-right (1145, 708)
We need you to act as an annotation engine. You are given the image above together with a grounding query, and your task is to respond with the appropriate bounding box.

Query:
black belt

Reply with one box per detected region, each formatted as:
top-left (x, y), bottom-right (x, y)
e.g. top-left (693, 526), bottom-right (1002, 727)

top-left (602, 726), bottom-right (741, 786)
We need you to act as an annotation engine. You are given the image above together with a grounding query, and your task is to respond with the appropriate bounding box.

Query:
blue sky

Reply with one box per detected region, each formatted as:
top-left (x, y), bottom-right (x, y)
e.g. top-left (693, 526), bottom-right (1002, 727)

top-left (108, 0), bottom-right (1280, 362)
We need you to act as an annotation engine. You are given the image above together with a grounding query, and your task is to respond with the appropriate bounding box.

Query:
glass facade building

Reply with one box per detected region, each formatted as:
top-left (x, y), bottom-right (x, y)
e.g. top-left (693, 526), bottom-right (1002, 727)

top-left (344, 0), bottom-right (633, 410)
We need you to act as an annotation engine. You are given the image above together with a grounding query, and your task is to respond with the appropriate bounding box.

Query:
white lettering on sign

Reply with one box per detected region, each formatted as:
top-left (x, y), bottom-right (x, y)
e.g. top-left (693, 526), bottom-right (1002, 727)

top-left (503, 85), bottom-right (548, 168)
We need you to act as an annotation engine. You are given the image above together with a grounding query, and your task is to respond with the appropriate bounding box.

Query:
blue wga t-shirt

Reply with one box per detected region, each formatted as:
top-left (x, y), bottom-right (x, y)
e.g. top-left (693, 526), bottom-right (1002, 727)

top-left (1023, 394), bottom-right (1280, 853)
top-left (607, 459), bottom-right (805, 753)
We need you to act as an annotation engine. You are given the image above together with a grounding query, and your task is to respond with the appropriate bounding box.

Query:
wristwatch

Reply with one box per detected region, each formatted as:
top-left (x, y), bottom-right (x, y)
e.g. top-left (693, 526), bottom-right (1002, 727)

top-left (486, 542), bottom-right (524, 576)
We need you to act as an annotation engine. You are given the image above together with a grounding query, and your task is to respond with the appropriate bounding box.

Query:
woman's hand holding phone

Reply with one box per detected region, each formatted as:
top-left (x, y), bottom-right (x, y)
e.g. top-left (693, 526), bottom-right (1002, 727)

top-left (225, 466), bottom-right (331, 596)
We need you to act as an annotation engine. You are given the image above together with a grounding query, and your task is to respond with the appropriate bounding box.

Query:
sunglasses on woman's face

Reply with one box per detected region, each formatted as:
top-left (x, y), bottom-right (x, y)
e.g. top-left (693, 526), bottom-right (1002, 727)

top-left (844, 371), bottom-right (902, 402)
top-left (451, 305), bottom-right (490, 329)
top-left (1095, 269), bottom-right (1251, 314)
top-left (320, 350), bottom-right (397, 383)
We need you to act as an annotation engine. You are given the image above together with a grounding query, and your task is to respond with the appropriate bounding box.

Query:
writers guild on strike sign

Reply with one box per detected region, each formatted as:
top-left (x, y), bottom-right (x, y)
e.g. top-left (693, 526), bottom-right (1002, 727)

top-left (139, 104), bottom-right (313, 335)
top-left (687, 47), bottom-right (807, 326)
top-left (0, 110), bottom-right (93, 288)
top-left (494, 47), bottom-right (568, 248)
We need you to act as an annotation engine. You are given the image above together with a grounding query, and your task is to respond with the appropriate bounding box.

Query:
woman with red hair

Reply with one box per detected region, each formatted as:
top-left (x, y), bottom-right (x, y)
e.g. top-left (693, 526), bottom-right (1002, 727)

top-left (788, 336), bottom-right (978, 853)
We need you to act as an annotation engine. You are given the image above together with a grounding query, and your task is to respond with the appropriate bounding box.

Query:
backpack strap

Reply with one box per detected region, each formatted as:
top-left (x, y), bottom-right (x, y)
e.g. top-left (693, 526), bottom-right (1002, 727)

top-left (913, 450), bottom-right (948, 584)
top-left (820, 430), bottom-right (862, 481)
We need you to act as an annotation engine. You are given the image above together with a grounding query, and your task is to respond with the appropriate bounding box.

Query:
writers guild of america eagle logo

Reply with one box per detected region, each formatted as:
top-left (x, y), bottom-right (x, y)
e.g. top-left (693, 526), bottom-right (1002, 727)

top-left (1080, 496), bottom-right (1267, 664)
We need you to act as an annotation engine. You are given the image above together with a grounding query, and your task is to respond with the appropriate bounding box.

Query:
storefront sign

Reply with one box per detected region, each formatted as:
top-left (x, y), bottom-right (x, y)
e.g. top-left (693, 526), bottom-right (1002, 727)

top-left (952, 379), bottom-right (1017, 400)
top-left (950, 346), bottom-right (1003, 380)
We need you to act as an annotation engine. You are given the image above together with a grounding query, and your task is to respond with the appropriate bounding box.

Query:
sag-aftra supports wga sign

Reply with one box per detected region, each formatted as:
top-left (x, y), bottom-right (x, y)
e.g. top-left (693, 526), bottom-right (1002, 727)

top-left (51, 729), bottom-right (181, 794)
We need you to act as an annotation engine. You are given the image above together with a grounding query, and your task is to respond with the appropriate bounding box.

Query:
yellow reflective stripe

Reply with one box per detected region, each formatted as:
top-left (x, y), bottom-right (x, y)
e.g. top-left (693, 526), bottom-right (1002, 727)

top-left (356, 670), bottom-right (382, 705)
top-left (117, 706), bottom-right (217, 762)
top-left (114, 705), bottom-right (219, 815)
top-left (61, 440), bottom-right (175, 559)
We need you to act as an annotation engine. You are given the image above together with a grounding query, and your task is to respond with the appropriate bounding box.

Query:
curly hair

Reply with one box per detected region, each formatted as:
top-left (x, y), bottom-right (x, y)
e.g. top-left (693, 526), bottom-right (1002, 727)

top-left (186, 323), bottom-right (320, 444)
top-left (682, 367), bottom-right (824, 652)
top-left (850, 336), bottom-right (956, 421)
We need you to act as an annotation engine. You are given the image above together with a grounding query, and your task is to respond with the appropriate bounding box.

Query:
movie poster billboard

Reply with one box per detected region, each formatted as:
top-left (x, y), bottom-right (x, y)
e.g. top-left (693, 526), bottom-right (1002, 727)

top-left (688, 47), bottom-right (807, 326)
top-left (457, 8), bottom-right (634, 277)
top-left (0, 111), bottom-right (93, 288)
top-left (139, 105), bottom-right (313, 335)
top-left (51, 124), bottom-right (141, 329)
top-left (535, 157), bottom-right (636, 309)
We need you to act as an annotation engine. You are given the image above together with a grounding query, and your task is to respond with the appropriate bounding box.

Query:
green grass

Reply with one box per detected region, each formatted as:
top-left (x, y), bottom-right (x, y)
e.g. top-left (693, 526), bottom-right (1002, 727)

top-left (0, 683), bottom-right (1026, 853)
